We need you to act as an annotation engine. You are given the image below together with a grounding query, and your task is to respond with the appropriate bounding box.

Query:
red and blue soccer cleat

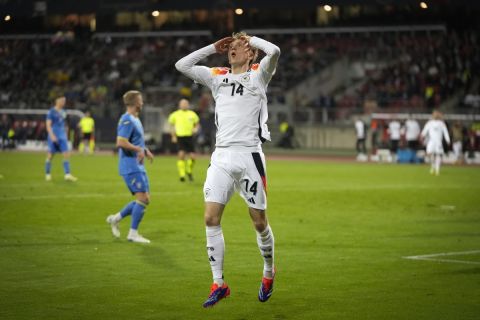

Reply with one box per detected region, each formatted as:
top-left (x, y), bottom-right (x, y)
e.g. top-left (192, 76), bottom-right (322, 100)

top-left (202, 283), bottom-right (230, 308)
top-left (258, 269), bottom-right (276, 302)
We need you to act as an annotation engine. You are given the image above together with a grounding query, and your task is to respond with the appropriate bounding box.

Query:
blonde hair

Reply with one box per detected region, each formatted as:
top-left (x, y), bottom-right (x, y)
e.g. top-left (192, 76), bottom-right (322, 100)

top-left (123, 90), bottom-right (142, 107)
top-left (232, 31), bottom-right (258, 66)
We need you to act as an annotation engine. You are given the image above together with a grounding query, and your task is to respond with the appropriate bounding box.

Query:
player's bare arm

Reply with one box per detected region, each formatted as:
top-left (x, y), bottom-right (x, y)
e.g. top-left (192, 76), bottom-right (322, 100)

top-left (249, 36), bottom-right (281, 78)
top-left (46, 119), bottom-right (57, 142)
top-left (116, 137), bottom-right (144, 163)
top-left (170, 125), bottom-right (177, 143)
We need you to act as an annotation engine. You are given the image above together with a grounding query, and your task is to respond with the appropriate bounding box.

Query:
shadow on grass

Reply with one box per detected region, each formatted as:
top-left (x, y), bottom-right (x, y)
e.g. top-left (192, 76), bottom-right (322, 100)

top-left (0, 238), bottom-right (117, 248)
top-left (441, 267), bottom-right (480, 275)
top-left (138, 232), bottom-right (184, 271)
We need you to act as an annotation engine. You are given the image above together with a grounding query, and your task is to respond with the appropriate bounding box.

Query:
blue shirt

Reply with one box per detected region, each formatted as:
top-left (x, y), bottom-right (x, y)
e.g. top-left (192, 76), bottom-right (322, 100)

top-left (46, 107), bottom-right (67, 140)
top-left (117, 112), bottom-right (146, 175)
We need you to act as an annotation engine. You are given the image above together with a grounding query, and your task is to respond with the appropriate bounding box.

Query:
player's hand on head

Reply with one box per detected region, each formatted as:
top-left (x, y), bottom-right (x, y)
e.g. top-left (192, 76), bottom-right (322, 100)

top-left (239, 36), bottom-right (252, 53)
top-left (214, 37), bottom-right (233, 54)
top-left (239, 35), bottom-right (251, 43)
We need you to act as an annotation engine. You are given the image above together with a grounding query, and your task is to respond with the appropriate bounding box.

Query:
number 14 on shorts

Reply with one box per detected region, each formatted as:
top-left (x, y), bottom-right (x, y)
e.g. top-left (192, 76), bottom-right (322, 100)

top-left (241, 179), bottom-right (258, 195)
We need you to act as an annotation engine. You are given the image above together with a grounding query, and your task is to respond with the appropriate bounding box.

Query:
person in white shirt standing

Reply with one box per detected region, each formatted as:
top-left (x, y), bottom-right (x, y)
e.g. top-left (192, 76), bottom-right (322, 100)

top-left (421, 110), bottom-right (451, 175)
top-left (175, 32), bottom-right (280, 307)
top-left (403, 115), bottom-right (421, 150)
top-left (388, 119), bottom-right (401, 161)
top-left (354, 117), bottom-right (367, 156)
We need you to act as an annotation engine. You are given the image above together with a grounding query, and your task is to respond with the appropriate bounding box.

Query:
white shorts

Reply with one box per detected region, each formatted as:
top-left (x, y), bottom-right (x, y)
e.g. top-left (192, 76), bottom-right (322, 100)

top-left (204, 148), bottom-right (267, 210)
top-left (426, 141), bottom-right (444, 154)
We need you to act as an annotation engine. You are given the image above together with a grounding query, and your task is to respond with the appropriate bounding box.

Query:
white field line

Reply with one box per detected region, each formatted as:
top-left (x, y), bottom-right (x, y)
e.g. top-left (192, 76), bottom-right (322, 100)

top-left (0, 191), bottom-right (193, 201)
top-left (403, 250), bottom-right (480, 265)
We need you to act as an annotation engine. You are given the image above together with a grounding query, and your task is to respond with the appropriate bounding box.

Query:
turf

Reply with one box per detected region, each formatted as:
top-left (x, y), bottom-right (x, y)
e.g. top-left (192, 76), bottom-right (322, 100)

top-left (0, 152), bottom-right (479, 320)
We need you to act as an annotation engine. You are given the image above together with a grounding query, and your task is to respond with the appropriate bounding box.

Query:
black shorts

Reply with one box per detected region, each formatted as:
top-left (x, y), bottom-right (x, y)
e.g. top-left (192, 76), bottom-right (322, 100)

top-left (407, 140), bottom-right (419, 150)
top-left (390, 139), bottom-right (399, 153)
top-left (82, 133), bottom-right (93, 140)
top-left (177, 136), bottom-right (195, 153)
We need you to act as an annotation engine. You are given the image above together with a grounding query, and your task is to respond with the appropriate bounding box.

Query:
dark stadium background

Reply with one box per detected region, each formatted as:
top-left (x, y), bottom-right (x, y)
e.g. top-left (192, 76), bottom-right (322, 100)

top-left (1, 0), bottom-right (479, 157)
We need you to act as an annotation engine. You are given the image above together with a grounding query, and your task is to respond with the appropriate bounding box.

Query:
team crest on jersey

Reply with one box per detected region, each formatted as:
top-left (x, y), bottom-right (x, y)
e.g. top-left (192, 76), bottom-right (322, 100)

top-left (250, 63), bottom-right (259, 71)
top-left (211, 67), bottom-right (230, 76)
top-left (241, 74), bottom-right (250, 83)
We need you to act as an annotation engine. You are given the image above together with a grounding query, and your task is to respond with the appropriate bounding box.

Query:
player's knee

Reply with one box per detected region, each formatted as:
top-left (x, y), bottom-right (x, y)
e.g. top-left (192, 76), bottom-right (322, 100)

top-left (253, 219), bottom-right (268, 232)
top-left (250, 209), bottom-right (267, 231)
top-left (136, 194), bottom-right (150, 206)
top-left (204, 213), bottom-right (220, 226)
top-left (136, 199), bottom-right (149, 207)
top-left (143, 196), bottom-right (150, 206)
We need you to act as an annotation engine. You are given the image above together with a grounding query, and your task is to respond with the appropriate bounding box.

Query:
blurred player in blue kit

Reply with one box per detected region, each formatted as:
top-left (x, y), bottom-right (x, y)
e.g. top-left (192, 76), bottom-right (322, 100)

top-left (106, 90), bottom-right (154, 243)
top-left (45, 95), bottom-right (77, 182)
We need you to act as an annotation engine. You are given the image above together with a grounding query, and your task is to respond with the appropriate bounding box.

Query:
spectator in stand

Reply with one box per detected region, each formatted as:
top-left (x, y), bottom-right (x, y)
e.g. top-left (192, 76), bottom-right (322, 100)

top-left (464, 91), bottom-right (480, 109)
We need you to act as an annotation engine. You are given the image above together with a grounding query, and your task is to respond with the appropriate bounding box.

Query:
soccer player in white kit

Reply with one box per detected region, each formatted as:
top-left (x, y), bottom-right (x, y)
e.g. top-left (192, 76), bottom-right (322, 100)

top-left (403, 115), bottom-right (421, 150)
top-left (354, 118), bottom-right (367, 156)
top-left (175, 32), bottom-right (280, 307)
top-left (388, 119), bottom-right (401, 160)
top-left (421, 110), bottom-right (451, 175)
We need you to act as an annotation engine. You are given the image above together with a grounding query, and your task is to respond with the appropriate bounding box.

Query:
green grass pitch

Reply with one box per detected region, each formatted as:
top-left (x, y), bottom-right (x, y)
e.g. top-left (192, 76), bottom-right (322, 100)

top-left (0, 152), bottom-right (479, 319)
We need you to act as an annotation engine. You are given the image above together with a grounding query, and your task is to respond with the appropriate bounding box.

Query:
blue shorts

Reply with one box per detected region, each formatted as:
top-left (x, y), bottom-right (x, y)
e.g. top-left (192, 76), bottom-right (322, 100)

top-left (47, 138), bottom-right (69, 153)
top-left (122, 172), bottom-right (150, 194)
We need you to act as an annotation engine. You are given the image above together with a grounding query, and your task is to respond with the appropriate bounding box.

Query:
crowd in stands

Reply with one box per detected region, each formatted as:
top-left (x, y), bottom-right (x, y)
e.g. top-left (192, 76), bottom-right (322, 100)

top-left (1, 30), bottom-right (479, 130)
top-left (0, 114), bottom-right (47, 149)
top-left (337, 31), bottom-right (480, 111)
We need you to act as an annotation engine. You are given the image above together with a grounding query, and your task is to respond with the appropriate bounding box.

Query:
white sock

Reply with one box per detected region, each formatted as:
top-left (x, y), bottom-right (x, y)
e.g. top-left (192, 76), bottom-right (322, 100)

top-left (113, 212), bottom-right (122, 222)
top-left (206, 225), bottom-right (225, 285)
top-left (256, 225), bottom-right (275, 278)
top-left (435, 154), bottom-right (442, 174)
top-left (128, 229), bottom-right (138, 237)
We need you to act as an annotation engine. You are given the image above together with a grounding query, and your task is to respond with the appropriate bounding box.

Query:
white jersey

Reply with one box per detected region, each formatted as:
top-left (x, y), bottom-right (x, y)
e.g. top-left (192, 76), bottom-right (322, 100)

top-left (403, 119), bottom-right (420, 141)
top-left (355, 120), bottom-right (365, 139)
top-left (175, 37), bottom-right (280, 149)
top-left (421, 119), bottom-right (451, 154)
top-left (388, 121), bottom-right (401, 140)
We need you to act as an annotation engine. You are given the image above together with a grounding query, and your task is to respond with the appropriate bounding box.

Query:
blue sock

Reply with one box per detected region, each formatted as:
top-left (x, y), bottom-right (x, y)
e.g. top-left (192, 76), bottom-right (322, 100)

top-left (131, 201), bottom-right (147, 230)
top-left (45, 160), bottom-right (51, 174)
top-left (63, 160), bottom-right (70, 174)
top-left (120, 201), bottom-right (136, 218)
